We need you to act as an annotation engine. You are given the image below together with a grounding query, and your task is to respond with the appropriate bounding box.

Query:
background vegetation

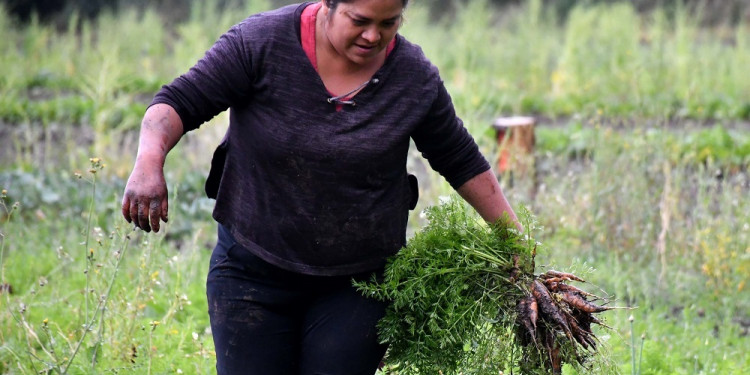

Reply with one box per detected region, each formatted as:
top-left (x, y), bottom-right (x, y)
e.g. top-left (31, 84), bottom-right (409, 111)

top-left (1, 0), bottom-right (748, 373)
top-left (4, 0), bottom-right (750, 26)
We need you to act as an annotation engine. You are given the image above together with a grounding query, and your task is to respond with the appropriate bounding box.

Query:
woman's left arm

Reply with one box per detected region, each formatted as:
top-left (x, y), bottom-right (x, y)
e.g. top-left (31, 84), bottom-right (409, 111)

top-left (456, 169), bottom-right (521, 230)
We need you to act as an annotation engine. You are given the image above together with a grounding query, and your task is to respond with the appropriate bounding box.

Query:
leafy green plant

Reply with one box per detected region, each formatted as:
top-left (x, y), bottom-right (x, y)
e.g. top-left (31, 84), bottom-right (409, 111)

top-left (357, 196), bottom-right (619, 374)
top-left (679, 125), bottom-right (750, 167)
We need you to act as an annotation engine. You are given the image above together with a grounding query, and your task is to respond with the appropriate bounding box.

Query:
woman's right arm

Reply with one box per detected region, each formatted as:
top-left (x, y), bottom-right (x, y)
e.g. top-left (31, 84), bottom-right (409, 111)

top-left (122, 20), bottom-right (256, 232)
top-left (121, 103), bottom-right (184, 233)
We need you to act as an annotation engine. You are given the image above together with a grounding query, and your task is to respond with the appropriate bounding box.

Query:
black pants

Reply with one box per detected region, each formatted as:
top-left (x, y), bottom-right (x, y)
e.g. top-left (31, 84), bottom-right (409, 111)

top-left (206, 224), bottom-right (388, 375)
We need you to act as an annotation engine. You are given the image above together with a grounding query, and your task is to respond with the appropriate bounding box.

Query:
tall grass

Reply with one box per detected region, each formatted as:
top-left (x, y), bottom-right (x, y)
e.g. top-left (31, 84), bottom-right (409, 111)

top-left (399, 0), bottom-right (750, 126)
top-left (520, 121), bottom-right (748, 374)
top-left (1, 0), bottom-right (749, 134)
top-left (0, 161), bottom-right (217, 374)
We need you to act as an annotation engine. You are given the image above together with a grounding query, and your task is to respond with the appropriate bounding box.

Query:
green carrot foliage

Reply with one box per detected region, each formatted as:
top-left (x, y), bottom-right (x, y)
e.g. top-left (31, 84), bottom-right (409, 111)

top-left (356, 196), bottom-right (529, 373)
top-left (357, 196), bottom-right (620, 374)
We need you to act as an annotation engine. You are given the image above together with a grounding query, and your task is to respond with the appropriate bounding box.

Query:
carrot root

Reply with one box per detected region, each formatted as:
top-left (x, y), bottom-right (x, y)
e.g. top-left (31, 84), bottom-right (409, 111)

top-left (542, 270), bottom-right (586, 283)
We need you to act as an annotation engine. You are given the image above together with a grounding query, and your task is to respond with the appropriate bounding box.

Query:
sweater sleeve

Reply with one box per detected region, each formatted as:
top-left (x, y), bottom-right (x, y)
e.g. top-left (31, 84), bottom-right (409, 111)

top-left (150, 23), bottom-right (255, 133)
top-left (411, 79), bottom-right (491, 189)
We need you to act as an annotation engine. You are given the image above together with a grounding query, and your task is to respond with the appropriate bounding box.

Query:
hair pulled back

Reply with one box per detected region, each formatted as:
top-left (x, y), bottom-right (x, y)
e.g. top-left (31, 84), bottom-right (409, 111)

top-left (324, 0), bottom-right (409, 11)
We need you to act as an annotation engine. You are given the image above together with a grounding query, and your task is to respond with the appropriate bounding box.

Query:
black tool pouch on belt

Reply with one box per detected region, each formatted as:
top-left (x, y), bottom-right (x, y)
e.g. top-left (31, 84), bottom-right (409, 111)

top-left (408, 174), bottom-right (419, 210)
top-left (205, 135), bottom-right (229, 200)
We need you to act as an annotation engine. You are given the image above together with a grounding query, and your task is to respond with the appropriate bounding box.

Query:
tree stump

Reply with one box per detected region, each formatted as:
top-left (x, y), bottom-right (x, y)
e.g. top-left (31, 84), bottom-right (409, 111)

top-left (491, 116), bottom-right (536, 179)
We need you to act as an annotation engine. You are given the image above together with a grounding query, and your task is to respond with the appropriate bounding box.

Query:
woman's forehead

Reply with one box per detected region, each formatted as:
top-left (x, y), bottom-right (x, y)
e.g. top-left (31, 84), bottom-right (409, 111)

top-left (337, 0), bottom-right (404, 19)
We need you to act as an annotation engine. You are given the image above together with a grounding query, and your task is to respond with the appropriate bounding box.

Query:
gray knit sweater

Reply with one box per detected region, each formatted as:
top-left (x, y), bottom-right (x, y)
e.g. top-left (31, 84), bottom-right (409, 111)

top-left (152, 3), bottom-right (490, 275)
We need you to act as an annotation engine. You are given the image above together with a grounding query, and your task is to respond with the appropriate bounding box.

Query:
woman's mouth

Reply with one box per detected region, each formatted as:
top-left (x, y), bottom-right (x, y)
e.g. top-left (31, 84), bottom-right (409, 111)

top-left (354, 44), bottom-right (377, 54)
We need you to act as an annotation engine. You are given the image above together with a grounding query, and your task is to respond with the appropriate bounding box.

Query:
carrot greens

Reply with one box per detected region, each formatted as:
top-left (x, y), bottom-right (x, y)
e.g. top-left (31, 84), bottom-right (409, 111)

top-left (356, 196), bottom-right (620, 374)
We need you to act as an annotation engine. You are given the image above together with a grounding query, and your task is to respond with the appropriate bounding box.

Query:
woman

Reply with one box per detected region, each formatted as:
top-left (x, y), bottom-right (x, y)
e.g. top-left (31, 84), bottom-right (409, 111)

top-left (121, 0), bottom-right (518, 373)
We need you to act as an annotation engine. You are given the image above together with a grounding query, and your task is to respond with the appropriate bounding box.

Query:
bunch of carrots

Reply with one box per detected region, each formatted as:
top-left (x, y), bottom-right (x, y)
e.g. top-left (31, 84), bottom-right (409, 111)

top-left (516, 269), bottom-right (621, 373)
top-left (356, 197), bottom-right (621, 374)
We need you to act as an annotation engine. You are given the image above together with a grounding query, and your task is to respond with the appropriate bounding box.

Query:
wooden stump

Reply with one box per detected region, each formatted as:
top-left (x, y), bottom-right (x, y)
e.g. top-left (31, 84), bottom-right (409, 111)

top-left (491, 116), bottom-right (536, 178)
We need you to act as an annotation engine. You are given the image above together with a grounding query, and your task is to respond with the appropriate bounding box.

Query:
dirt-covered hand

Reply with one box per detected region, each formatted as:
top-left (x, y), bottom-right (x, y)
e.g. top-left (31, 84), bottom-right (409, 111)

top-left (121, 162), bottom-right (168, 233)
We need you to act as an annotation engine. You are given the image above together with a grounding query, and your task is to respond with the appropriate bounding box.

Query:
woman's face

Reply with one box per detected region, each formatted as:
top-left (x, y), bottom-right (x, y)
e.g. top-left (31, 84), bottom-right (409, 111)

top-left (321, 0), bottom-right (403, 67)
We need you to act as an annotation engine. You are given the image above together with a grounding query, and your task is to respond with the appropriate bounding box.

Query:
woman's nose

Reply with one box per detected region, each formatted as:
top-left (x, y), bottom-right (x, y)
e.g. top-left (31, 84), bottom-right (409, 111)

top-left (361, 26), bottom-right (380, 44)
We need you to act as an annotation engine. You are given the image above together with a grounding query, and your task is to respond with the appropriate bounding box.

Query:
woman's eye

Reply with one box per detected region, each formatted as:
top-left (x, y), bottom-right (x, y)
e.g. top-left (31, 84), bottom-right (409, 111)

top-left (352, 19), bottom-right (367, 26)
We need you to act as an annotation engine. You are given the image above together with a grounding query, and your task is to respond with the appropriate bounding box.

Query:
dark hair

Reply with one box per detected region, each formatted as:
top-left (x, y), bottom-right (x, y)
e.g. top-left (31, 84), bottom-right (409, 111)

top-left (325, 0), bottom-right (409, 11)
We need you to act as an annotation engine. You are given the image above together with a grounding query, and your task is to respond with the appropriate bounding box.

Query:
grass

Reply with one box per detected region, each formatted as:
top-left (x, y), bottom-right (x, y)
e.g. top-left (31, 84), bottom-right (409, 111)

top-left (0, 162), bottom-right (217, 374)
top-left (1, 0), bottom-right (750, 132)
top-left (526, 122), bottom-right (749, 374)
top-left (398, 0), bottom-right (750, 132)
top-left (1, 0), bottom-right (749, 374)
